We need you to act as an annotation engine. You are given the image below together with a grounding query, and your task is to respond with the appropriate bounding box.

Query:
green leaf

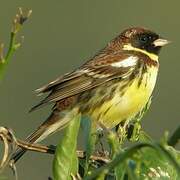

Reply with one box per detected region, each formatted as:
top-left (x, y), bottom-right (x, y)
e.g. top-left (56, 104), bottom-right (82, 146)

top-left (107, 130), bottom-right (121, 158)
top-left (107, 131), bottom-right (125, 179)
top-left (134, 145), bottom-right (180, 179)
top-left (85, 143), bottom-right (180, 180)
top-left (138, 130), bottom-right (153, 143)
top-left (115, 162), bottom-right (126, 180)
top-left (168, 125), bottom-right (180, 147)
top-left (53, 113), bottom-right (81, 180)
top-left (85, 143), bottom-right (149, 180)
top-left (81, 117), bottom-right (98, 176)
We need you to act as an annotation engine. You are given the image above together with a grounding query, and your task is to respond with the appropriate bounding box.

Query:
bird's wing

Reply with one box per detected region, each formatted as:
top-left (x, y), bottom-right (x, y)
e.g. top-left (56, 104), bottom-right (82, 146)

top-left (30, 51), bottom-right (139, 111)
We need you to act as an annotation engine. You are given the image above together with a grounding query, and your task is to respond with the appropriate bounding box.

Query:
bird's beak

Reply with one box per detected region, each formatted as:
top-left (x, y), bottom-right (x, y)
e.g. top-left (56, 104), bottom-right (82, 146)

top-left (153, 38), bottom-right (171, 47)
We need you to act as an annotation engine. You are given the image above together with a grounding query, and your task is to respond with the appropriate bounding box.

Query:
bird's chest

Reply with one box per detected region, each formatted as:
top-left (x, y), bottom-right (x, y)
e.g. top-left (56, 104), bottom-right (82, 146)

top-left (90, 66), bottom-right (158, 128)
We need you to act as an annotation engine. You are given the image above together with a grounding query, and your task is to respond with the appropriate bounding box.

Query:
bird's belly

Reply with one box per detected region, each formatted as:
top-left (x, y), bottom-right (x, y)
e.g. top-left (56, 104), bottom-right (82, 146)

top-left (90, 67), bottom-right (158, 129)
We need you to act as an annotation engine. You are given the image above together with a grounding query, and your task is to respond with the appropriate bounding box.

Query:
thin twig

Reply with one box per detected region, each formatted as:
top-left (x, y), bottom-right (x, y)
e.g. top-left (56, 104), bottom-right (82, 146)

top-left (0, 127), bottom-right (17, 172)
top-left (0, 126), bottom-right (110, 174)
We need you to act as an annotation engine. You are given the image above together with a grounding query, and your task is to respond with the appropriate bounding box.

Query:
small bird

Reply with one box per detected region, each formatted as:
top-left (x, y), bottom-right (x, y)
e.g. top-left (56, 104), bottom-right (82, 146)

top-left (12, 27), bottom-right (169, 162)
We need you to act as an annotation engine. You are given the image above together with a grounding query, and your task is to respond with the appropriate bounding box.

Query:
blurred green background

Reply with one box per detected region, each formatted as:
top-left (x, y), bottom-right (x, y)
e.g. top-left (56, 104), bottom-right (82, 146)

top-left (0, 0), bottom-right (179, 179)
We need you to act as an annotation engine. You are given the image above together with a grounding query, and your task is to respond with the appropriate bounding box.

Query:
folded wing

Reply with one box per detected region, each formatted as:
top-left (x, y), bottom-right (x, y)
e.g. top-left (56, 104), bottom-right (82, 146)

top-left (30, 52), bottom-right (138, 112)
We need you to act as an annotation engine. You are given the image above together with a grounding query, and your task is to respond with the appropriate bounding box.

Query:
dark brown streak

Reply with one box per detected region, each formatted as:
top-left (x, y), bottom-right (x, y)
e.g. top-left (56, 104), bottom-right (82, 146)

top-left (145, 57), bottom-right (159, 67)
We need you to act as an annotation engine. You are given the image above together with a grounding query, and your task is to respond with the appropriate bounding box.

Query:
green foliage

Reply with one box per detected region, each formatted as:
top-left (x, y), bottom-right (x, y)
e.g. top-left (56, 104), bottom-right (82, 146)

top-left (168, 125), bottom-right (180, 147)
top-left (85, 143), bottom-right (180, 180)
top-left (53, 118), bottom-right (180, 180)
top-left (52, 99), bottom-right (180, 180)
top-left (81, 118), bottom-right (99, 177)
top-left (53, 114), bottom-right (81, 180)
top-left (0, 8), bottom-right (32, 81)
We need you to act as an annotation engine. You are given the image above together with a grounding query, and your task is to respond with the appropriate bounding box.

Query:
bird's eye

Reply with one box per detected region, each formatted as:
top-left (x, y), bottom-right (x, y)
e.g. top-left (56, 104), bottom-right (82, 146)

top-left (139, 35), bottom-right (150, 43)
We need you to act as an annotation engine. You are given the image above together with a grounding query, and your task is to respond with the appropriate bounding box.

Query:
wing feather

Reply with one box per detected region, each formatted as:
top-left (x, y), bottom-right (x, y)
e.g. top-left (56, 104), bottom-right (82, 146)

top-left (30, 51), bottom-right (138, 112)
top-left (35, 71), bottom-right (82, 94)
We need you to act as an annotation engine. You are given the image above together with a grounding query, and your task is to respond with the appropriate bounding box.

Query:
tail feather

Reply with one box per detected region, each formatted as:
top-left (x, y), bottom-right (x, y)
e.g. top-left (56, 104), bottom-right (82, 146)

top-left (29, 100), bottom-right (49, 113)
top-left (11, 110), bottom-right (72, 163)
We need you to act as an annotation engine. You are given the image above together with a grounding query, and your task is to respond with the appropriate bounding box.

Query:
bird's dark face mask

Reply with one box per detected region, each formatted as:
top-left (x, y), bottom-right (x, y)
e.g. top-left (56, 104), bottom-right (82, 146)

top-left (132, 32), bottom-right (169, 55)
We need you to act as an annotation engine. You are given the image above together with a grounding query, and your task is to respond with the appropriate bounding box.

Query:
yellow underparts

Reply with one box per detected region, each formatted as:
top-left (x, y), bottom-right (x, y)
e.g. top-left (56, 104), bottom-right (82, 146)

top-left (91, 45), bottom-right (159, 129)
top-left (91, 66), bottom-right (158, 128)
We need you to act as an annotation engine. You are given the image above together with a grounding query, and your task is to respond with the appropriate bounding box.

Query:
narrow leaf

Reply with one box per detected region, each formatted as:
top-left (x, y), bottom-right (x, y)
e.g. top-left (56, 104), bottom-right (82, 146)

top-left (81, 117), bottom-right (97, 176)
top-left (53, 113), bottom-right (81, 180)
top-left (168, 125), bottom-right (180, 147)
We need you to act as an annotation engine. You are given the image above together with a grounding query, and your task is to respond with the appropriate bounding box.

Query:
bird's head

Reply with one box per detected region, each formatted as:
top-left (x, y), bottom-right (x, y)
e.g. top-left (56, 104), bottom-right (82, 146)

top-left (109, 27), bottom-right (170, 60)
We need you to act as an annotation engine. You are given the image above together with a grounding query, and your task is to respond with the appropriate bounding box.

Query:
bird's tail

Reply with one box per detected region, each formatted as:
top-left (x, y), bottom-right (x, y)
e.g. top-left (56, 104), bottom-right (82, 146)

top-left (11, 109), bottom-right (73, 163)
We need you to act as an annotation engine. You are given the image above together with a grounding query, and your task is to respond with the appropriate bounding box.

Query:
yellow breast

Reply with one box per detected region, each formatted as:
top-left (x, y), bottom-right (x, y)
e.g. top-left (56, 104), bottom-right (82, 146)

top-left (91, 66), bottom-right (158, 129)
